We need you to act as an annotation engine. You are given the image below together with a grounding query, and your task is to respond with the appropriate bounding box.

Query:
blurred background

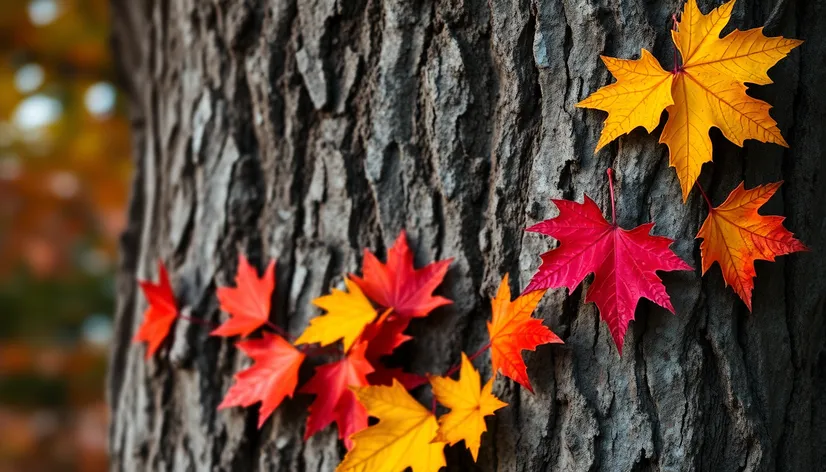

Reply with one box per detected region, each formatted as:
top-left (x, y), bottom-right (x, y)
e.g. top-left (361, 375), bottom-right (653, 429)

top-left (0, 0), bottom-right (131, 470)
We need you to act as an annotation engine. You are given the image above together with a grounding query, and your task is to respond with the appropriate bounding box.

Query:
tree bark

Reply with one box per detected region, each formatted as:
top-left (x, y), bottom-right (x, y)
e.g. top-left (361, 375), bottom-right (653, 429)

top-left (107, 0), bottom-right (826, 470)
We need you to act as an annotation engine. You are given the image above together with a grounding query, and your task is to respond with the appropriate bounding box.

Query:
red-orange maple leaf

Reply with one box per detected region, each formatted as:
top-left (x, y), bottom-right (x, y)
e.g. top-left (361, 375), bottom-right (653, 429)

top-left (697, 181), bottom-right (807, 310)
top-left (134, 260), bottom-right (178, 359)
top-left (351, 231), bottom-right (452, 319)
top-left (525, 171), bottom-right (693, 354)
top-left (218, 333), bottom-right (305, 428)
top-left (211, 254), bottom-right (276, 338)
top-left (301, 342), bottom-right (374, 449)
top-left (488, 274), bottom-right (562, 392)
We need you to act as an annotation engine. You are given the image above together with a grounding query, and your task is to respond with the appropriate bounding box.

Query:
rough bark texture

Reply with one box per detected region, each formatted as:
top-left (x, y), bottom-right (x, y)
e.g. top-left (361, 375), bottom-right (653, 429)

top-left (107, 0), bottom-right (826, 470)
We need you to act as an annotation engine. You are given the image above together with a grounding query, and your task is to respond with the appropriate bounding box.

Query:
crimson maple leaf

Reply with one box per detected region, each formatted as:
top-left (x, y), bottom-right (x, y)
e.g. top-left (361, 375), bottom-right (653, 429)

top-left (211, 254), bottom-right (276, 338)
top-left (356, 310), bottom-right (424, 390)
top-left (301, 342), bottom-right (374, 449)
top-left (351, 231), bottom-right (452, 319)
top-left (134, 260), bottom-right (178, 359)
top-left (524, 172), bottom-right (692, 354)
top-left (366, 366), bottom-right (428, 390)
top-left (218, 333), bottom-right (305, 428)
top-left (359, 309), bottom-right (412, 363)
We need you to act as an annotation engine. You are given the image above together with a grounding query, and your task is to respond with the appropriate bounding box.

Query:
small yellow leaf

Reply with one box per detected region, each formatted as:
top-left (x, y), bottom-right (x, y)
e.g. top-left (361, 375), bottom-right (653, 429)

top-left (337, 380), bottom-right (446, 472)
top-left (295, 278), bottom-right (377, 352)
top-left (430, 353), bottom-right (507, 461)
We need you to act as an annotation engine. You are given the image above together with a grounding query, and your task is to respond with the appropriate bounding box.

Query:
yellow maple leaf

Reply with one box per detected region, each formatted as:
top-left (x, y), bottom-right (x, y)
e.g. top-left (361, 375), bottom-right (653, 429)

top-left (696, 181), bottom-right (806, 310)
top-left (295, 278), bottom-right (377, 352)
top-left (578, 0), bottom-right (801, 201)
top-left (337, 380), bottom-right (446, 472)
top-left (429, 353), bottom-right (507, 461)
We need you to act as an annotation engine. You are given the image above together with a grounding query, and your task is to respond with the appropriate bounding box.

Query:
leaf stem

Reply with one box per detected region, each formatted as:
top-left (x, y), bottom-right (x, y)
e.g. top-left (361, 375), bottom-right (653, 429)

top-left (696, 182), bottom-right (713, 210)
top-left (443, 342), bottom-right (493, 378)
top-left (265, 320), bottom-right (294, 341)
top-left (606, 168), bottom-right (617, 225)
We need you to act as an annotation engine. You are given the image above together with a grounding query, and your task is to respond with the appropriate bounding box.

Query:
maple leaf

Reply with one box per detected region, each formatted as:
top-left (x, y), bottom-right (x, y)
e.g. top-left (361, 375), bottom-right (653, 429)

top-left (134, 260), bottom-right (178, 359)
top-left (211, 254), bottom-right (276, 338)
top-left (357, 310), bottom-right (424, 390)
top-left (301, 342), bottom-right (374, 449)
top-left (524, 179), bottom-right (692, 354)
top-left (337, 380), bottom-right (446, 472)
top-left (295, 278), bottom-right (378, 352)
top-left (367, 366), bottom-right (428, 391)
top-left (218, 333), bottom-right (305, 428)
top-left (429, 353), bottom-right (506, 461)
top-left (487, 274), bottom-right (562, 392)
top-left (351, 230), bottom-right (453, 319)
top-left (697, 181), bottom-right (806, 310)
top-left (360, 310), bottom-right (412, 363)
top-left (578, 0), bottom-right (802, 200)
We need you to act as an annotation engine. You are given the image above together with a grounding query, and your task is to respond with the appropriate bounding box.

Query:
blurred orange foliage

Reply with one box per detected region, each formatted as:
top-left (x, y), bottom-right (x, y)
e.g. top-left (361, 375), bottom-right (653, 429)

top-left (1, 0), bottom-right (127, 470)
top-left (0, 0), bottom-right (131, 278)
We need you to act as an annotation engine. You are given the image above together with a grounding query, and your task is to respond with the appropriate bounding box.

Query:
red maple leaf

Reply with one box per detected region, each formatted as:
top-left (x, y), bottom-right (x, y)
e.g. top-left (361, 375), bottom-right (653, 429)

top-left (366, 366), bottom-right (428, 390)
top-left (301, 342), bottom-right (374, 448)
top-left (351, 231), bottom-right (452, 319)
top-left (211, 254), bottom-right (276, 338)
top-left (356, 309), bottom-right (425, 390)
top-left (218, 333), bottom-right (305, 428)
top-left (134, 260), bottom-right (178, 359)
top-left (524, 171), bottom-right (692, 354)
top-left (359, 309), bottom-right (412, 363)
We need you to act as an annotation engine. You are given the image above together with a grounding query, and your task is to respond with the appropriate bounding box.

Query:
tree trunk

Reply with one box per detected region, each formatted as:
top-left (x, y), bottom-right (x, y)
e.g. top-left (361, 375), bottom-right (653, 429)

top-left (107, 0), bottom-right (826, 470)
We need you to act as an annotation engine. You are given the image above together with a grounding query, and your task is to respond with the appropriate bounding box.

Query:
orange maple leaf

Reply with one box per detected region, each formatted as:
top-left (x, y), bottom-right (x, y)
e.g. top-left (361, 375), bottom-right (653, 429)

top-left (218, 333), bottom-right (305, 428)
top-left (211, 254), bottom-right (276, 338)
top-left (488, 274), bottom-right (562, 392)
top-left (578, 0), bottom-right (802, 200)
top-left (351, 230), bottom-right (452, 319)
top-left (134, 260), bottom-right (178, 359)
top-left (697, 181), bottom-right (806, 310)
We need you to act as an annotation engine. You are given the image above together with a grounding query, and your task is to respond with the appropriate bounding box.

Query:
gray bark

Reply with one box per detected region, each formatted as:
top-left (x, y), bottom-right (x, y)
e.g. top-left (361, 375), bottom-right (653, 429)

top-left (107, 0), bottom-right (826, 470)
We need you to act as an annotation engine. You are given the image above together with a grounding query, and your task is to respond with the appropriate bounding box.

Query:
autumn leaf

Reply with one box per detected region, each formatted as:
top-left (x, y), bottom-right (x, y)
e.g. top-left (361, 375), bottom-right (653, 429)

top-left (337, 380), bottom-right (446, 472)
top-left (211, 254), bottom-right (276, 338)
top-left (360, 310), bottom-right (412, 363)
top-left (295, 278), bottom-right (378, 352)
top-left (134, 260), bottom-right (178, 359)
top-left (524, 189), bottom-right (692, 354)
top-left (697, 181), bottom-right (806, 310)
top-left (487, 274), bottom-right (562, 392)
top-left (301, 342), bottom-right (374, 449)
top-left (578, 0), bottom-right (802, 200)
top-left (351, 230), bottom-right (452, 319)
top-left (356, 309), bottom-right (424, 389)
top-left (367, 366), bottom-right (429, 391)
top-left (429, 353), bottom-right (506, 461)
top-left (218, 333), bottom-right (305, 428)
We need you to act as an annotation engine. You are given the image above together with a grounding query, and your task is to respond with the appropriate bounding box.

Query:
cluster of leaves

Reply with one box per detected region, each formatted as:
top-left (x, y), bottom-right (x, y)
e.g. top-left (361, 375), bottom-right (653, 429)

top-left (132, 1), bottom-right (810, 470)
top-left (565, 0), bottom-right (806, 322)
top-left (134, 232), bottom-right (562, 470)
